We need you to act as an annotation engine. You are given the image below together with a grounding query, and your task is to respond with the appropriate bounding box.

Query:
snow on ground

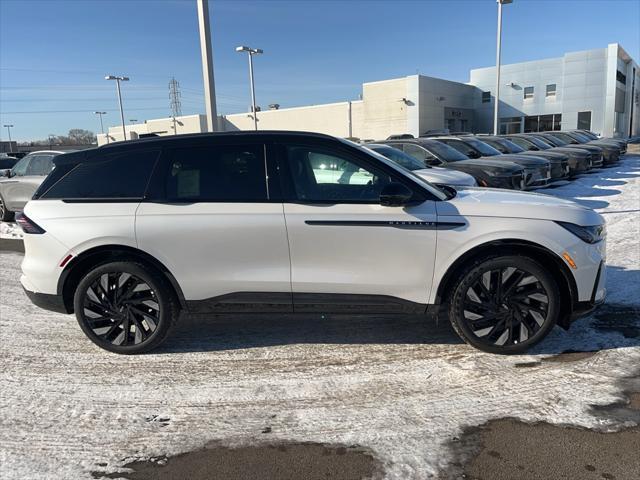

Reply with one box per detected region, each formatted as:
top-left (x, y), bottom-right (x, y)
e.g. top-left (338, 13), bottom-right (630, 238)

top-left (0, 221), bottom-right (22, 240)
top-left (0, 155), bottom-right (639, 480)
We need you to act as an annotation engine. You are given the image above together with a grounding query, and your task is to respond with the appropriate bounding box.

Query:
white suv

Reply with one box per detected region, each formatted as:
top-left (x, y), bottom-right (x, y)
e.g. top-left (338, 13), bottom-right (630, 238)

top-left (18, 132), bottom-right (606, 354)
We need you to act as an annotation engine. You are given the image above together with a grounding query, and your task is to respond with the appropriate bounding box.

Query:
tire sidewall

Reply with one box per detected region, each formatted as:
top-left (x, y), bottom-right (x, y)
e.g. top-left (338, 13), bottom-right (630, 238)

top-left (449, 255), bottom-right (560, 354)
top-left (73, 261), bottom-right (175, 354)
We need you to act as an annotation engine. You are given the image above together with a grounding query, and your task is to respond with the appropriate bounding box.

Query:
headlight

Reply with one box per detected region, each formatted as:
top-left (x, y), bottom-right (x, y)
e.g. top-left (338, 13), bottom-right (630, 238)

top-left (556, 221), bottom-right (606, 244)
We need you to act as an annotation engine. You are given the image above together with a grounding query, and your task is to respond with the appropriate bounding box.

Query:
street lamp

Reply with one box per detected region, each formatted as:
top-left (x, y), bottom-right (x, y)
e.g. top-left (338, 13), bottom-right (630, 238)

top-left (493, 0), bottom-right (513, 135)
top-left (105, 75), bottom-right (130, 140)
top-left (235, 45), bottom-right (263, 130)
top-left (3, 125), bottom-right (14, 152)
top-left (94, 111), bottom-right (107, 143)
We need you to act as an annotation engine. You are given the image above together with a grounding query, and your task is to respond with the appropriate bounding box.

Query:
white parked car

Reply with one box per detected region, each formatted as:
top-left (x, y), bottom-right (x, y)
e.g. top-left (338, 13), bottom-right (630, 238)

top-left (19, 132), bottom-right (606, 354)
top-left (365, 143), bottom-right (477, 187)
top-left (0, 150), bottom-right (63, 221)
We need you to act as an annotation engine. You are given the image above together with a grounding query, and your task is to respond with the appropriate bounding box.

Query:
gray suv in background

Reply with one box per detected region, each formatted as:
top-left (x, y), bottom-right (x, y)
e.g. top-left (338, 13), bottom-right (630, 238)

top-left (0, 150), bottom-right (62, 221)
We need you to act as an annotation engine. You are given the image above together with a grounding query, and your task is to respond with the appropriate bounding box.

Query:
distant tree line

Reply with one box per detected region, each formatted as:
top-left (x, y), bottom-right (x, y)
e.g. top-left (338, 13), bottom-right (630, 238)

top-left (18, 129), bottom-right (97, 146)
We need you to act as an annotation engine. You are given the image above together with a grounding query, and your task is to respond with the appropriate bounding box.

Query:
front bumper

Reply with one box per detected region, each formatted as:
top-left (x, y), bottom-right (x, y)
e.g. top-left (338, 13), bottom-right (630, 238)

top-left (568, 261), bottom-right (606, 324)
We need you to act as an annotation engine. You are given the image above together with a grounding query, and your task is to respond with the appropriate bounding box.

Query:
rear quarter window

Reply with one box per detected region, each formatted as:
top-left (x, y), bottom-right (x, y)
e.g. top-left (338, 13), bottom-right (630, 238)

top-left (39, 150), bottom-right (159, 200)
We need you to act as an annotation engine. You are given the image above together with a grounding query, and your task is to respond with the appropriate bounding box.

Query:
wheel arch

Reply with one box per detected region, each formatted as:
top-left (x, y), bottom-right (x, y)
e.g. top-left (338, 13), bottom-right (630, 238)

top-left (58, 245), bottom-right (187, 313)
top-left (434, 239), bottom-right (578, 329)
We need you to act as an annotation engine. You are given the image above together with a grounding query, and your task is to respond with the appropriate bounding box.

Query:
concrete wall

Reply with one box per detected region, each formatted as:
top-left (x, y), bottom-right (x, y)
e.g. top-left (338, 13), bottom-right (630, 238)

top-left (418, 76), bottom-right (478, 134)
top-left (222, 101), bottom-right (360, 138)
top-left (98, 114), bottom-right (207, 145)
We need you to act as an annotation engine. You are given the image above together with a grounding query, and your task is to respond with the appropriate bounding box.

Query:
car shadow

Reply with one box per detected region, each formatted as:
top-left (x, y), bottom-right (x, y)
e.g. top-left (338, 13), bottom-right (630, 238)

top-left (156, 311), bottom-right (465, 353)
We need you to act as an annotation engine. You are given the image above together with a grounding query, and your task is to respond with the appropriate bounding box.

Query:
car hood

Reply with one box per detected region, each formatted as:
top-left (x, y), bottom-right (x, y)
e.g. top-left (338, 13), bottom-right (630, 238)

top-left (450, 158), bottom-right (522, 173)
top-left (520, 150), bottom-right (568, 161)
top-left (414, 168), bottom-right (477, 186)
top-left (436, 187), bottom-right (603, 225)
top-left (481, 154), bottom-right (548, 167)
top-left (549, 147), bottom-right (590, 158)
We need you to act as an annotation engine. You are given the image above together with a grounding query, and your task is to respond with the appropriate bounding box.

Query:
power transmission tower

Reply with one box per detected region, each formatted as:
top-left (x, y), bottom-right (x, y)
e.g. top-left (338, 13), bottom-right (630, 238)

top-left (169, 77), bottom-right (182, 135)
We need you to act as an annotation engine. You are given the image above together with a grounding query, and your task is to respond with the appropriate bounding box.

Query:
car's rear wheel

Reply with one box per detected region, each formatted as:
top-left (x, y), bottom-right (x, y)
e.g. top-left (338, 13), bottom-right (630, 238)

top-left (448, 255), bottom-right (559, 354)
top-left (0, 195), bottom-right (14, 222)
top-left (73, 261), bottom-right (179, 354)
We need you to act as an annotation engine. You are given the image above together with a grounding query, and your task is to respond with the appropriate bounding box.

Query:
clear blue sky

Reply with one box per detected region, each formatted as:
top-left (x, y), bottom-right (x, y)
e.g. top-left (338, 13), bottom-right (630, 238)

top-left (1, 0), bottom-right (638, 141)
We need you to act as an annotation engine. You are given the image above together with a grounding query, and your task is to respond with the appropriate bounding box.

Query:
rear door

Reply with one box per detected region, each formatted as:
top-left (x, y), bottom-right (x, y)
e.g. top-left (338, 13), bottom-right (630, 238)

top-left (136, 139), bottom-right (292, 313)
top-left (278, 141), bottom-right (439, 312)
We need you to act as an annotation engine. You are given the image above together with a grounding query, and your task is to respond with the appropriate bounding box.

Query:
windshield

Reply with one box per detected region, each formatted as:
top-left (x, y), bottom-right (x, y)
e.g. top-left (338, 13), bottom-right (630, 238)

top-left (570, 132), bottom-right (591, 143)
top-left (465, 138), bottom-right (502, 156)
top-left (366, 145), bottom-right (428, 171)
top-left (527, 135), bottom-right (555, 149)
top-left (344, 140), bottom-right (448, 201)
top-left (531, 135), bottom-right (567, 148)
top-left (499, 138), bottom-right (525, 153)
top-left (580, 131), bottom-right (598, 140)
top-left (422, 140), bottom-right (469, 162)
top-left (551, 132), bottom-right (576, 144)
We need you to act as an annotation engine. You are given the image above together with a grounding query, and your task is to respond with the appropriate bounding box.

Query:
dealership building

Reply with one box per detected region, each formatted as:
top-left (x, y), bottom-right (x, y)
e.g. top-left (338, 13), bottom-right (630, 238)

top-left (98, 43), bottom-right (639, 145)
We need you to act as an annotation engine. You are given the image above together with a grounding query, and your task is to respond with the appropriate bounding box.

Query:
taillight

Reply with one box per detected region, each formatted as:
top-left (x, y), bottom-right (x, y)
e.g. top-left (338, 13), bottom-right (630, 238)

top-left (15, 213), bottom-right (46, 234)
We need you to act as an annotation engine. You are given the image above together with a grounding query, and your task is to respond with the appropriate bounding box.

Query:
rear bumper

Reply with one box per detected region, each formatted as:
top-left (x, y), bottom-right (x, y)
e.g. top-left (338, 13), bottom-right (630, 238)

top-left (23, 287), bottom-right (70, 314)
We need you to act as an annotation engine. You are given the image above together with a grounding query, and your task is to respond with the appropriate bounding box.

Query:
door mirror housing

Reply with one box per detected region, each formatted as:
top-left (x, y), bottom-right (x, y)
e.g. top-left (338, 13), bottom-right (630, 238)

top-left (380, 182), bottom-right (413, 207)
top-left (0, 169), bottom-right (12, 177)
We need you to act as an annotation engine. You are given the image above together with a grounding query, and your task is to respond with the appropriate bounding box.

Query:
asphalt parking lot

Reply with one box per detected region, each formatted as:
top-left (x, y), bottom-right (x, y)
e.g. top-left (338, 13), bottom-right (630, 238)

top-left (1, 154), bottom-right (639, 480)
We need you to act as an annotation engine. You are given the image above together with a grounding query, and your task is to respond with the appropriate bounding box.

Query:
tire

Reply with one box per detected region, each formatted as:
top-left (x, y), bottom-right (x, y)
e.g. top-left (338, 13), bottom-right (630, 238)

top-left (73, 261), bottom-right (179, 354)
top-left (0, 194), bottom-right (14, 222)
top-left (448, 255), bottom-right (560, 354)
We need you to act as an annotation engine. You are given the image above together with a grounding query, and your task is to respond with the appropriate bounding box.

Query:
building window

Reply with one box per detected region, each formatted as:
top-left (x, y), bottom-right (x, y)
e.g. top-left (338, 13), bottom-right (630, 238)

top-left (617, 70), bottom-right (627, 85)
top-left (523, 114), bottom-right (561, 133)
top-left (546, 84), bottom-right (556, 97)
top-left (577, 111), bottom-right (591, 130)
top-left (499, 117), bottom-right (522, 135)
top-left (482, 91), bottom-right (491, 103)
top-left (524, 86), bottom-right (534, 100)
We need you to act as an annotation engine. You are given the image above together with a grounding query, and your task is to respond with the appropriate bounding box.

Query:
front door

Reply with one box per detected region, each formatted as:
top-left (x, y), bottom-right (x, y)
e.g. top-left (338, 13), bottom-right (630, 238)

top-left (279, 142), bottom-right (438, 312)
top-left (136, 140), bottom-right (292, 313)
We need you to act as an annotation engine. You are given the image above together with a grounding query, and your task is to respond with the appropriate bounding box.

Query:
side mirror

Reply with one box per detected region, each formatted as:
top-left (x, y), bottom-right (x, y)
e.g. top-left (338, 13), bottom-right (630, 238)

top-left (528, 146), bottom-right (539, 151)
top-left (380, 182), bottom-right (413, 207)
top-left (424, 156), bottom-right (442, 166)
top-left (468, 151), bottom-right (481, 159)
top-left (0, 169), bottom-right (11, 177)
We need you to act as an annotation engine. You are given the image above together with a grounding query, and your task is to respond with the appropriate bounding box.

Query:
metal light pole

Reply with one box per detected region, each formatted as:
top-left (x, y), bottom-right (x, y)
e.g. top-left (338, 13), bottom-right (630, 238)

top-left (197, 0), bottom-right (218, 132)
top-left (236, 46), bottom-right (263, 131)
top-left (94, 111), bottom-right (107, 144)
top-left (493, 0), bottom-right (513, 135)
top-left (105, 75), bottom-right (129, 141)
top-left (3, 125), bottom-right (14, 152)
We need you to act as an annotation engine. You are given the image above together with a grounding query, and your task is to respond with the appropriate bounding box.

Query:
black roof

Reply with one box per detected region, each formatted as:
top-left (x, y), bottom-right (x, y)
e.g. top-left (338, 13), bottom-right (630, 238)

top-left (54, 131), bottom-right (339, 166)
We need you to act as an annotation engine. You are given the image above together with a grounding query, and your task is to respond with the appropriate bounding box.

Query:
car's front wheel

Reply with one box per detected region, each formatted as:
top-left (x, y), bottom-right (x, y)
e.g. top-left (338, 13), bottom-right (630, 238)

top-left (448, 255), bottom-right (560, 354)
top-left (73, 261), bottom-right (179, 354)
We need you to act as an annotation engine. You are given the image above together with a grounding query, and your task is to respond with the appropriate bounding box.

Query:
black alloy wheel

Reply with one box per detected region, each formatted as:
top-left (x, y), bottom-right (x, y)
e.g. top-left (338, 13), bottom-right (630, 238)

top-left (449, 256), bottom-right (559, 354)
top-left (74, 262), bottom-right (178, 354)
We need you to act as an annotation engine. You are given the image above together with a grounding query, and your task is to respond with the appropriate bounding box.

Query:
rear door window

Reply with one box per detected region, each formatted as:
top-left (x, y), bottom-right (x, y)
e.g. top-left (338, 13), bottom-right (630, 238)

top-left (26, 155), bottom-right (55, 176)
top-left (40, 150), bottom-right (159, 199)
top-left (163, 144), bottom-right (268, 202)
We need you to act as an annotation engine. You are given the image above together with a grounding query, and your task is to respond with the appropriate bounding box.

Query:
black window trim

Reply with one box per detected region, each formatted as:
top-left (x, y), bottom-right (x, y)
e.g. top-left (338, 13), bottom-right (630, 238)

top-left (274, 140), bottom-right (434, 205)
top-left (145, 140), bottom-right (279, 204)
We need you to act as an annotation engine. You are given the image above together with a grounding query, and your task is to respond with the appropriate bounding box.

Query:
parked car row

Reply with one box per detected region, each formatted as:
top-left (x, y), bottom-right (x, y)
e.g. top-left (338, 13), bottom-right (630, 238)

top-left (367, 130), bottom-right (627, 191)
